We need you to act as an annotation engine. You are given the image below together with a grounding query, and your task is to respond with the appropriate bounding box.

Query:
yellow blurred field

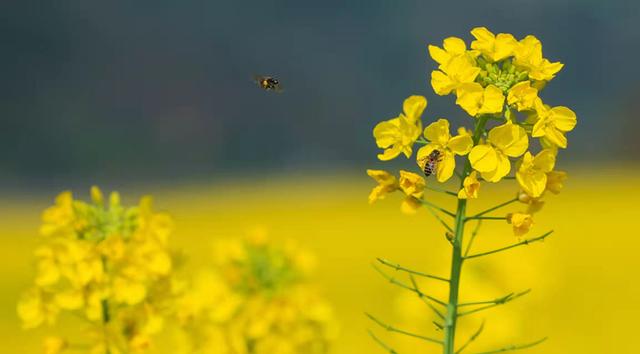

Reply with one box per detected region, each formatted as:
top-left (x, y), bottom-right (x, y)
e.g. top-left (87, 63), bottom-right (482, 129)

top-left (3, 166), bottom-right (639, 353)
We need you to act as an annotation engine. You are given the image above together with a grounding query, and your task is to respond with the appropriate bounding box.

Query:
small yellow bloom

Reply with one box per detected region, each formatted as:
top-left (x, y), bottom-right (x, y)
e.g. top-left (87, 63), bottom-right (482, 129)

top-left (456, 83), bottom-right (505, 116)
top-left (507, 81), bottom-right (538, 111)
top-left (457, 171), bottom-right (480, 199)
top-left (531, 98), bottom-right (577, 148)
top-left (516, 149), bottom-right (556, 198)
top-left (517, 190), bottom-right (545, 214)
top-left (373, 95), bottom-right (427, 160)
top-left (469, 123), bottom-right (529, 182)
top-left (546, 170), bottom-right (568, 194)
top-left (470, 27), bottom-right (517, 62)
top-left (398, 170), bottom-right (426, 199)
top-left (507, 212), bottom-right (533, 236)
top-left (513, 35), bottom-right (564, 81)
top-left (416, 119), bottom-right (473, 182)
top-left (366, 170), bottom-right (399, 204)
top-left (43, 336), bottom-right (67, 354)
top-left (400, 197), bottom-right (422, 215)
top-left (431, 55), bottom-right (481, 95)
top-left (428, 36), bottom-right (468, 67)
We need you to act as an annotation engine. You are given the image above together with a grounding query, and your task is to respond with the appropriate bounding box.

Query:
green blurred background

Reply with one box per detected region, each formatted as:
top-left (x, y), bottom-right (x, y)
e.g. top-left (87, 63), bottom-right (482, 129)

top-left (2, 1), bottom-right (640, 353)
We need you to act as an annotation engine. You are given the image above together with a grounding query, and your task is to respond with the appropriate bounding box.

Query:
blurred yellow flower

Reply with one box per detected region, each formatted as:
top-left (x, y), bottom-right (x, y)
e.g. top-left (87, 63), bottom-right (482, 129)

top-left (458, 171), bottom-right (480, 199)
top-left (546, 170), bottom-right (568, 194)
top-left (507, 212), bottom-right (534, 236)
top-left (416, 119), bottom-right (473, 182)
top-left (517, 190), bottom-right (545, 214)
top-left (456, 83), bottom-right (505, 116)
top-left (531, 99), bottom-right (577, 148)
top-left (18, 187), bottom-right (181, 353)
top-left (366, 169), bottom-right (399, 204)
top-left (398, 170), bottom-right (426, 199)
top-left (373, 95), bottom-right (427, 160)
top-left (43, 336), bottom-right (67, 354)
top-left (431, 55), bottom-right (481, 95)
top-left (514, 35), bottom-right (564, 81)
top-left (516, 149), bottom-right (556, 198)
top-left (507, 81), bottom-right (538, 111)
top-left (469, 123), bottom-right (529, 182)
top-left (470, 27), bottom-right (517, 62)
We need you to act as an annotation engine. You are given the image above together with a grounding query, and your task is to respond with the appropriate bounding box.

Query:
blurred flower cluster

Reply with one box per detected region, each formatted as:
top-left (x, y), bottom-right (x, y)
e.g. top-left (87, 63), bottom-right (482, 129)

top-left (17, 187), bottom-right (180, 353)
top-left (18, 191), bottom-right (337, 354)
top-left (370, 27), bottom-right (577, 236)
top-left (174, 229), bottom-right (338, 354)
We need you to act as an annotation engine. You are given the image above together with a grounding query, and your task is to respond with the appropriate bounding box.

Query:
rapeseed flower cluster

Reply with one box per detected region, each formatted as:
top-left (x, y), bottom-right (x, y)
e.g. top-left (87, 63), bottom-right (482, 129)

top-left (367, 28), bottom-right (576, 354)
top-left (370, 27), bottom-right (577, 236)
top-left (174, 231), bottom-right (338, 354)
top-left (17, 187), bottom-right (181, 354)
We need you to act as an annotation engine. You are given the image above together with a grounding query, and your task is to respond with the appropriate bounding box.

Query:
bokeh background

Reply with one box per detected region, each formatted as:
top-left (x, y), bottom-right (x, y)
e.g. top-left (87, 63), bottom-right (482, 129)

top-left (2, 0), bottom-right (640, 353)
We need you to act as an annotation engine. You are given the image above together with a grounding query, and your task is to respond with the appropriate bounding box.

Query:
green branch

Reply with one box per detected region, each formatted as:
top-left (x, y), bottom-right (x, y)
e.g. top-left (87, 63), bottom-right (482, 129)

top-left (372, 265), bottom-right (447, 306)
top-left (368, 330), bottom-right (400, 354)
top-left (410, 274), bottom-right (445, 320)
top-left (465, 197), bottom-right (518, 221)
top-left (426, 185), bottom-right (459, 197)
top-left (471, 337), bottom-right (548, 354)
top-left (465, 216), bottom-right (507, 221)
top-left (377, 258), bottom-right (450, 283)
top-left (455, 320), bottom-right (485, 354)
top-left (459, 289), bottom-right (530, 307)
top-left (458, 290), bottom-right (531, 317)
top-left (366, 313), bottom-right (443, 345)
top-left (464, 231), bottom-right (553, 260)
top-left (464, 220), bottom-right (482, 258)
top-left (420, 199), bottom-right (456, 218)
top-left (423, 204), bottom-right (454, 233)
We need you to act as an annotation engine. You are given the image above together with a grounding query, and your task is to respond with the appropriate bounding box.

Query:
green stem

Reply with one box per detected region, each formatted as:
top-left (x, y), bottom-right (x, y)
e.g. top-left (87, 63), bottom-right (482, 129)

top-left (443, 116), bottom-right (489, 354)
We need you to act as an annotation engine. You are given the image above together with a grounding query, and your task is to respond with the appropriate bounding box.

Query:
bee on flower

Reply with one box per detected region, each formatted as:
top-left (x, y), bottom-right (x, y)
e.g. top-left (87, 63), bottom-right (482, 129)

top-left (366, 27), bottom-right (576, 354)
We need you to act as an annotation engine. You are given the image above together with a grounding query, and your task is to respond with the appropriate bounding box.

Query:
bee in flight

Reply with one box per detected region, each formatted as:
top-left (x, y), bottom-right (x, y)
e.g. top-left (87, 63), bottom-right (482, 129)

top-left (419, 149), bottom-right (443, 177)
top-left (253, 75), bottom-right (283, 92)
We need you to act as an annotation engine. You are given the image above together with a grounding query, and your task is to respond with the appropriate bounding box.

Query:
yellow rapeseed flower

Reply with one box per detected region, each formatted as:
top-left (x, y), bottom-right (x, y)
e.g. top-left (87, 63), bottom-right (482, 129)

top-left (507, 81), bottom-right (538, 111)
top-left (546, 170), bottom-right (568, 194)
top-left (531, 98), bottom-right (577, 148)
top-left (458, 171), bottom-right (480, 199)
top-left (507, 212), bottom-right (534, 236)
top-left (431, 55), bottom-right (481, 96)
top-left (456, 83), bottom-right (505, 117)
top-left (517, 190), bottom-right (546, 214)
top-left (470, 27), bottom-right (518, 62)
top-left (416, 119), bottom-right (473, 182)
top-left (428, 36), bottom-right (469, 67)
top-left (516, 149), bottom-right (556, 198)
top-left (398, 170), bottom-right (426, 214)
top-left (469, 123), bottom-right (529, 182)
top-left (366, 169), bottom-right (399, 204)
top-left (373, 95), bottom-right (427, 160)
top-left (514, 35), bottom-right (564, 81)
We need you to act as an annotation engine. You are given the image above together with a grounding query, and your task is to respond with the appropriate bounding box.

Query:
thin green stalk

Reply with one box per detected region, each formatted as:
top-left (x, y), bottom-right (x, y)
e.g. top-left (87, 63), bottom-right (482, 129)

top-left (464, 231), bottom-right (553, 260)
top-left (470, 337), bottom-right (548, 354)
top-left (455, 320), bottom-right (485, 354)
top-left (465, 216), bottom-right (506, 221)
top-left (368, 330), bottom-right (400, 354)
top-left (466, 197), bottom-right (518, 221)
top-left (366, 313), bottom-right (443, 345)
top-left (420, 199), bottom-right (456, 218)
top-left (443, 115), bottom-right (489, 354)
top-left (426, 185), bottom-right (459, 197)
top-left (372, 265), bottom-right (447, 306)
top-left (377, 258), bottom-right (450, 282)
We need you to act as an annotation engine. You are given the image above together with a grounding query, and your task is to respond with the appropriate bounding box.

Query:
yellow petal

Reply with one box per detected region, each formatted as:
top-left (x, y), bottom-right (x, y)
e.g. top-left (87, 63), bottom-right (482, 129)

top-left (550, 106), bottom-right (577, 132)
top-left (455, 82), bottom-right (484, 116)
top-left (447, 134), bottom-right (473, 155)
top-left (443, 37), bottom-right (467, 55)
top-left (436, 150), bottom-right (455, 183)
top-left (431, 70), bottom-right (456, 95)
top-left (423, 119), bottom-right (451, 145)
top-left (373, 118), bottom-right (401, 148)
top-left (428, 45), bottom-right (449, 65)
top-left (533, 149), bottom-right (556, 172)
top-left (544, 126), bottom-right (568, 148)
top-left (488, 123), bottom-right (528, 157)
top-left (469, 144), bottom-right (498, 172)
top-left (401, 197), bottom-right (421, 215)
top-left (481, 152), bottom-right (511, 182)
top-left (403, 95), bottom-right (427, 123)
top-left (478, 85), bottom-right (505, 114)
